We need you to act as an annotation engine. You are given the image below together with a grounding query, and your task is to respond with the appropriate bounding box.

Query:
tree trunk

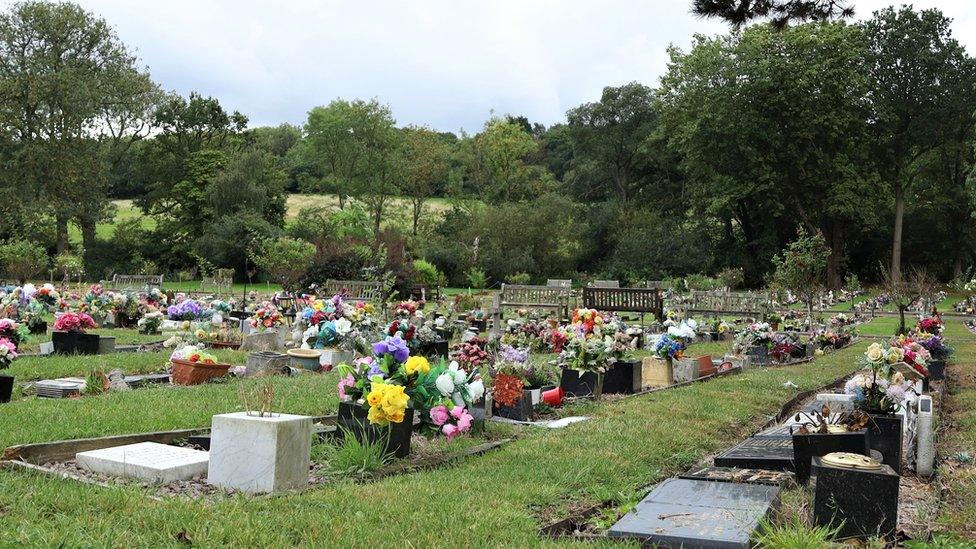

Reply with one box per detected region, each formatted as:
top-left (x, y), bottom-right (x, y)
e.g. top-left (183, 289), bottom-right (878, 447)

top-left (826, 224), bottom-right (843, 290)
top-left (412, 199), bottom-right (421, 236)
top-left (55, 214), bottom-right (70, 254)
top-left (81, 218), bottom-right (97, 264)
top-left (891, 187), bottom-right (905, 284)
top-left (898, 306), bottom-right (907, 336)
top-left (953, 257), bottom-right (963, 280)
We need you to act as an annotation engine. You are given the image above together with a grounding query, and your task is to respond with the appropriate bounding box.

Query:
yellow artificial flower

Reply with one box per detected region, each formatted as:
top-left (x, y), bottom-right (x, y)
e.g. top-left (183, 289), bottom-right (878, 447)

top-left (404, 356), bottom-right (430, 375)
top-left (367, 405), bottom-right (388, 425)
top-left (366, 386), bottom-right (384, 407)
top-left (864, 343), bottom-right (884, 363)
top-left (386, 409), bottom-right (405, 424)
top-left (381, 385), bottom-right (409, 414)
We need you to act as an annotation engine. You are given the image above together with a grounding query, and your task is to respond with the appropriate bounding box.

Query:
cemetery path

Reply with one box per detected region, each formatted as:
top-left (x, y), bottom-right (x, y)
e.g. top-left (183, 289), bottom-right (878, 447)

top-left (0, 339), bottom-right (870, 546)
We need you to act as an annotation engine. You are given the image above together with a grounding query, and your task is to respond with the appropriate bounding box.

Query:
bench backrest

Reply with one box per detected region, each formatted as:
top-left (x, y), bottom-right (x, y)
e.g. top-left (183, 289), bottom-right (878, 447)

top-left (684, 290), bottom-right (773, 316)
top-left (591, 280), bottom-right (620, 288)
top-left (582, 287), bottom-right (663, 319)
top-left (546, 279), bottom-right (572, 288)
top-left (109, 274), bottom-right (163, 291)
top-left (323, 279), bottom-right (386, 302)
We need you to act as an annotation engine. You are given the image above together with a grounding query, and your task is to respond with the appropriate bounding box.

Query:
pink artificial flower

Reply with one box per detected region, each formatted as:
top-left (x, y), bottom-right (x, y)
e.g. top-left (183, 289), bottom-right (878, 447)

top-left (337, 374), bottom-right (355, 400)
top-left (442, 423), bottom-right (459, 439)
top-left (456, 410), bottom-right (473, 433)
top-left (429, 405), bottom-right (449, 426)
top-left (449, 405), bottom-right (465, 420)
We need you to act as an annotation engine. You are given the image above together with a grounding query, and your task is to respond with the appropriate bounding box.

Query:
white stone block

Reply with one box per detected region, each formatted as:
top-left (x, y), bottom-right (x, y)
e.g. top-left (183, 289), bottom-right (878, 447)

top-left (208, 411), bottom-right (312, 494)
top-left (76, 442), bottom-right (209, 483)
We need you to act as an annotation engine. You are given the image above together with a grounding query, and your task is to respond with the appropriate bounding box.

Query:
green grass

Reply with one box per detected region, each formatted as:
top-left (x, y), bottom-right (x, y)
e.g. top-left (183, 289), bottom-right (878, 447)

top-left (935, 320), bottom-right (976, 541)
top-left (0, 333), bottom-right (869, 546)
top-left (857, 316), bottom-right (902, 337)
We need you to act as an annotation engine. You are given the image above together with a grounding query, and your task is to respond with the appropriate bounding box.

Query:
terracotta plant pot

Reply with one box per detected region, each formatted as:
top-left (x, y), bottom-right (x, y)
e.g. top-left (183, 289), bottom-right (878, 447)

top-left (170, 358), bottom-right (232, 386)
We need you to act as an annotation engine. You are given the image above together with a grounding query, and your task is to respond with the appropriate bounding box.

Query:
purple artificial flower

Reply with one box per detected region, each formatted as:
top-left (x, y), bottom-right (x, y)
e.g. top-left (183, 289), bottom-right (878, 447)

top-left (373, 335), bottom-right (410, 362)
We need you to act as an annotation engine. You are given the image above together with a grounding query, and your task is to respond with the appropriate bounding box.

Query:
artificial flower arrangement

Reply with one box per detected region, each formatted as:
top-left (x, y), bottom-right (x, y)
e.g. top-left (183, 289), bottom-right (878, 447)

top-left (139, 288), bottom-right (168, 312)
top-left (167, 299), bottom-right (206, 321)
top-left (455, 337), bottom-right (491, 370)
top-left (0, 337), bottom-right (17, 369)
top-left (248, 301), bottom-right (283, 332)
top-left (917, 316), bottom-right (943, 335)
top-left (301, 295), bottom-right (376, 351)
top-left (845, 343), bottom-right (915, 414)
top-left (732, 322), bottom-right (774, 353)
top-left (412, 358), bottom-right (483, 439)
top-left (770, 332), bottom-right (804, 362)
top-left (53, 312), bottom-right (96, 333)
top-left (33, 283), bottom-right (61, 310)
top-left (0, 319), bottom-right (28, 351)
top-left (501, 314), bottom-right (566, 354)
top-left (889, 335), bottom-right (931, 378)
top-left (490, 346), bottom-right (532, 408)
top-left (170, 345), bottom-right (219, 365)
top-left (917, 332), bottom-right (953, 362)
top-left (336, 335), bottom-right (419, 426)
top-left (78, 284), bottom-right (110, 320)
top-left (556, 308), bottom-right (632, 374)
top-left (392, 298), bottom-right (425, 318)
top-left (137, 311), bottom-right (165, 334)
top-left (19, 301), bottom-right (47, 332)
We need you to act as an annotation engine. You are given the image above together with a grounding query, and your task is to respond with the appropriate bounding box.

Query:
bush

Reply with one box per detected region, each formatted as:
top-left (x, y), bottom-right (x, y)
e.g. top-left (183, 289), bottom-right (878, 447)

top-left (0, 239), bottom-right (48, 283)
top-left (249, 236), bottom-right (316, 292)
top-left (54, 251), bottom-right (85, 280)
top-left (411, 259), bottom-right (445, 288)
top-left (466, 267), bottom-right (488, 289)
top-left (504, 272), bottom-right (531, 285)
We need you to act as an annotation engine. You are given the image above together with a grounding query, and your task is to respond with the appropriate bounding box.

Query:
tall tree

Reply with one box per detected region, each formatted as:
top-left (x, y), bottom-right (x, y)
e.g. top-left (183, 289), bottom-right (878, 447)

top-left (0, 0), bottom-right (157, 252)
top-left (565, 82), bottom-right (662, 202)
top-left (863, 6), bottom-right (976, 283)
top-left (400, 126), bottom-right (451, 235)
top-left (302, 100), bottom-right (369, 209)
top-left (468, 118), bottom-right (555, 203)
top-left (692, 0), bottom-right (853, 28)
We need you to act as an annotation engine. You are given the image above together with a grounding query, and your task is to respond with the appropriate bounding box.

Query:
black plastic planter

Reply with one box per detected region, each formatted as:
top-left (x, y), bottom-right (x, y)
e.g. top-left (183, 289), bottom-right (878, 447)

top-left (559, 368), bottom-right (603, 398)
top-left (470, 319), bottom-right (487, 332)
top-left (867, 413), bottom-right (904, 474)
top-left (602, 359), bottom-right (641, 394)
top-left (0, 374), bottom-right (13, 404)
top-left (52, 331), bottom-right (100, 355)
top-left (492, 391), bottom-right (533, 421)
top-left (28, 321), bottom-right (47, 335)
top-left (928, 359), bottom-right (945, 381)
top-left (337, 401), bottom-right (414, 459)
top-left (791, 429), bottom-right (869, 485)
top-left (419, 339), bottom-right (449, 360)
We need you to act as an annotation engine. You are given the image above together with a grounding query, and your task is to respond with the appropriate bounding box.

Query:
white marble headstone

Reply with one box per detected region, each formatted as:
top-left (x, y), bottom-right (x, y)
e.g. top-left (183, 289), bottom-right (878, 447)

top-left (76, 442), bottom-right (209, 483)
top-left (208, 412), bottom-right (312, 494)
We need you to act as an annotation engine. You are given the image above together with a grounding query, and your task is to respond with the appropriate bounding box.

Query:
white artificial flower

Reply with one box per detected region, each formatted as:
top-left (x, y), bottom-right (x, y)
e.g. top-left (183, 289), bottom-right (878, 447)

top-left (686, 318), bottom-right (698, 330)
top-left (435, 317), bottom-right (445, 327)
top-left (334, 317), bottom-right (352, 336)
top-left (435, 372), bottom-right (455, 396)
top-left (468, 379), bottom-right (485, 402)
top-left (508, 319), bottom-right (517, 328)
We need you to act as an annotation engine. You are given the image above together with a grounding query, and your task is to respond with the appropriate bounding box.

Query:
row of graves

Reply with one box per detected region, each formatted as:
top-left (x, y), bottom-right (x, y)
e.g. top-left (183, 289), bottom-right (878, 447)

top-left (0, 278), bottom-right (956, 545)
top-left (580, 314), bottom-right (952, 547)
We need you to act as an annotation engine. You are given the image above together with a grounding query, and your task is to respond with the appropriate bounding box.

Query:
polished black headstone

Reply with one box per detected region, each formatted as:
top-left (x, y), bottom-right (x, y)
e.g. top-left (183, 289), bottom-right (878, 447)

top-left (608, 478), bottom-right (780, 548)
top-left (812, 457), bottom-right (899, 540)
top-left (867, 414), bottom-right (903, 474)
top-left (714, 437), bottom-right (794, 471)
top-left (792, 430), bottom-right (869, 485)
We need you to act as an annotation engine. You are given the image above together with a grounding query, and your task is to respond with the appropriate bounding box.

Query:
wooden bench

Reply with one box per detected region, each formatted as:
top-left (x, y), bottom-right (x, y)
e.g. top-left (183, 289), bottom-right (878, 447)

top-left (200, 269), bottom-right (233, 294)
top-left (409, 285), bottom-right (442, 301)
top-left (105, 274), bottom-right (163, 291)
top-left (491, 284), bottom-right (572, 333)
top-left (322, 279), bottom-right (386, 303)
top-left (682, 290), bottom-right (773, 317)
top-left (582, 286), bottom-right (663, 323)
top-left (546, 279), bottom-right (572, 288)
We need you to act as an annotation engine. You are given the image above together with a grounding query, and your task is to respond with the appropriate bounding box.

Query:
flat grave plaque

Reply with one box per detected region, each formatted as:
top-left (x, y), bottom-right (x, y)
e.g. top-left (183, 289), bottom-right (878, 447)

top-left (714, 437), bottom-right (794, 471)
top-left (679, 466), bottom-right (795, 487)
top-left (608, 478), bottom-right (780, 548)
top-left (76, 442), bottom-right (209, 483)
top-left (753, 424), bottom-right (796, 439)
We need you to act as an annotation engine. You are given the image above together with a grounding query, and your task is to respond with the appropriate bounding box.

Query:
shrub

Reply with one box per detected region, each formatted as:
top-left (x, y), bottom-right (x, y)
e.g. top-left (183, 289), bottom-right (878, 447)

top-left (249, 236), bottom-right (316, 292)
top-left (466, 267), bottom-right (488, 289)
top-left (54, 251), bottom-right (85, 280)
top-left (411, 259), bottom-right (445, 288)
top-left (504, 272), bottom-right (531, 285)
top-left (0, 239), bottom-right (48, 284)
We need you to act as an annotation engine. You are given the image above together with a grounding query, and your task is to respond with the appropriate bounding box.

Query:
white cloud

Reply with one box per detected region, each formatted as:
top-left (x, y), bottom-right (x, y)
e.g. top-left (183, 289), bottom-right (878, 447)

top-left (6, 0), bottom-right (975, 132)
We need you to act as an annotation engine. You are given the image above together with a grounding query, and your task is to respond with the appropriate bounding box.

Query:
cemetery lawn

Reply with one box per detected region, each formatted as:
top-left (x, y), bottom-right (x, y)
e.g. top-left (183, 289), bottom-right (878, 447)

top-left (2, 339), bottom-right (871, 546)
top-left (935, 319), bottom-right (976, 541)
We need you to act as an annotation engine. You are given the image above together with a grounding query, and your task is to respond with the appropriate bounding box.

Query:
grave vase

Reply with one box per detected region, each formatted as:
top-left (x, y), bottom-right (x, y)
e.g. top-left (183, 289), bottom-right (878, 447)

top-left (337, 400), bottom-right (413, 459)
top-left (927, 359), bottom-right (945, 381)
top-left (746, 345), bottom-right (770, 366)
top-left (0, 373), bottom-right (13, 403)
top-left (28, 321), bottom-right (47, 335)
top-left (866, 412), bottom-right (903, 474)
top-left (559, 368), bottom-right (603, 398)
top-left (791, 429), bottom-right (870, 485)
top-left (52, 331), bottom-right (100, 355)
top-left (602, 358), bottom-right (641, 394)
top-left (492, 390), bottom-right (533, 421)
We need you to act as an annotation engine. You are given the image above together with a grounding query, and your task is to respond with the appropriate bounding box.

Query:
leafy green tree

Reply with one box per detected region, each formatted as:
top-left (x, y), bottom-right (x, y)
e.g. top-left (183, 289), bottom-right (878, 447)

top-left (565, 82), bottom-right (664, 202)
top-left (0, 240), bottom-right (48, 284)
top-left (400, 126), bottom-right (451, 235)
top-left (771, 228), bottom-right (830, 329)
top-left (468, 118), bottom-right (555, 203)
top-left (0, 1), bottom-right (157, 252)
top-left (862, 6), bottom-right (976, 283)
top-left (250, 236), bottom-right (317, 292)
top-left (301, 99), bottom-right (370, 208)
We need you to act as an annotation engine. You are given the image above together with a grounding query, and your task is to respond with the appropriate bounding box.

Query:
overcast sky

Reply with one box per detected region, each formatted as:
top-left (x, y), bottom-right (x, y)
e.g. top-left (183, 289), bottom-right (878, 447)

top-left (15, 1), bottom-right (976, 133)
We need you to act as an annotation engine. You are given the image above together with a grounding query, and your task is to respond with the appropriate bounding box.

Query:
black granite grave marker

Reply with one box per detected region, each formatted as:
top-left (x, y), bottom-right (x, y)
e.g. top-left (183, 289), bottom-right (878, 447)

top-left (714, 437), bottom-right (794, 471)
top-left (812, 457), bottom-right (899, 540)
